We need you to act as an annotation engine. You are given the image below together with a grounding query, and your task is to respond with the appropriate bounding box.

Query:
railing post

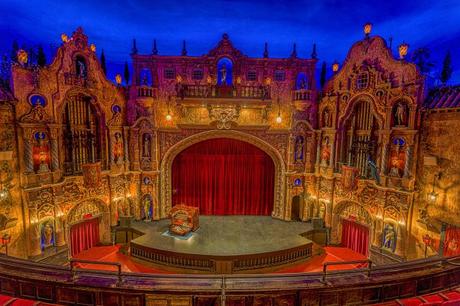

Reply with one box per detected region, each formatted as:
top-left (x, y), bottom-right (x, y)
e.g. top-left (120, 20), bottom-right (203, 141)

top-left (322, 263), bottom-right (328, 283)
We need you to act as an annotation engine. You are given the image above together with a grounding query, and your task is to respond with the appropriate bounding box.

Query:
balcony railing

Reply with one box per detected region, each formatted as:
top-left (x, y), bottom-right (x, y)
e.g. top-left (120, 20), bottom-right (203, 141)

top-left (293, 89), bottom-right (313, 101)
top-left (137, 86), bottom-right (158, 99)
top-left (176, 84), bottom-right (271, 100)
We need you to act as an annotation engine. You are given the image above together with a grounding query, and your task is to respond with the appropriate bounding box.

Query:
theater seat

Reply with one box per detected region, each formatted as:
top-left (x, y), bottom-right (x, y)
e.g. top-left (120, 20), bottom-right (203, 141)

top-left (422, 294), bottom-right (445, 304)
top-left (398, 297), bottom-right (425, 306)
top-left (441, 299), bottom-right (460, 306)
top-left (442, 291), bottom-right (460, 301)
top-left (0, 294), bottom-right (16, 305)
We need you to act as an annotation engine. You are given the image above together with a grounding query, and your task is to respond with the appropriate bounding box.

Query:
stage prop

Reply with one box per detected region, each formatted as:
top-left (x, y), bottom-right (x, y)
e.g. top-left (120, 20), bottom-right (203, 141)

top-left (341, 218), bottom-right (369, 256)
top-left (169, 205), bottom-right (199, 236)
top-left (171, 138), bottom-right (274, 215)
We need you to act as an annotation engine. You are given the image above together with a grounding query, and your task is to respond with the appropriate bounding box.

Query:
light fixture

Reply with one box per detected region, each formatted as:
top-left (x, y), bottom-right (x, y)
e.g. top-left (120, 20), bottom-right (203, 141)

top-left (364, 22), bottom-right (372, 37)
top-left (1, 233), bottom-right (10, 256)
top-left (90, 44), bottom-right (96, 52)
top-left (61, 33), bottom-right (69, 43)
top-left (166, 113), bottom-right (172, 121)
top-left (332, 60), bottom-right (339, 73)
top-left (398, 42), bottom-right (409, 60)
top-left (0, 188), bottom-right (7, 200)
top-left (427, 173), bottom-right (439, 203)
top-left (276, 97), bottom-right (282, 123)
top-left (17, 49), bottom-right (28, 65)
top-left (115, 74), bottom-right (122, 85)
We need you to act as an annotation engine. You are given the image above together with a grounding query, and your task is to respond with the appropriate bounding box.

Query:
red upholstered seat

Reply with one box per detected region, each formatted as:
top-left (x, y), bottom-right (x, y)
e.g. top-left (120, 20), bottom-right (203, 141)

top-left (10, 299), bottom-right (36, 306)
top-left (443, 291), bottom-right (460, 301)
top-left (398, 297), bottom-right (425, 306)
top-left (422, 294), bottom-right (445, 303)
top-left (441, 299), bottom-right (460, 306)
top-left (0, 294), bottom-right (15, 305)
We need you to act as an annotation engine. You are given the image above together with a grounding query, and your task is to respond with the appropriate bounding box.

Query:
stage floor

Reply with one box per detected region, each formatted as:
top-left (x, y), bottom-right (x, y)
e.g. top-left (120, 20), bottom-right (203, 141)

top-left (130, 216), bottom-right (313, 257)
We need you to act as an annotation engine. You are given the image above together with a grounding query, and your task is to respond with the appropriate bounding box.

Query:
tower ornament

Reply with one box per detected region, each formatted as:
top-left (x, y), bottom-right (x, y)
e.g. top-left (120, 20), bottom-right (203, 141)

top-left (207, 105), bottom-right (241, 129)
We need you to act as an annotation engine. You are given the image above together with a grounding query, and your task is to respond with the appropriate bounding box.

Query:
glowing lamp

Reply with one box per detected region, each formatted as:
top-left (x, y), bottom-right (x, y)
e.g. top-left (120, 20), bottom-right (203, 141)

top-left (399, 42), bottom-right (409, 59)
top-left (332, 61), bottom-right (339, 73)
top-left (236, 76), bottom-right (241, 85)
top-left (61, 33), bottom-right (69, 43)
top-left (0, 188), bottom-right (7, 200)
top-left (165, 113), bottom-right (172, 121)
top-left (364, 22), bottom-right (372, 36)
top-left (276, 115), bottom-right (282, 123)
top-left (176, 75), bottom-right (182, 83)
top-left (90, 44), bottom-right (96, 52)
top-left (206, 75), bottom-right (212, 84)
top-left (427, 190), bottom-right (438, 203)
top-left (115, 74), bottom-right (122, 85)
top-left (17, 49), bottom-right (28, 65)
top-left (422, 234), bottom-right (431, 246)
top-left (265, 77), bottom-right (272, 85)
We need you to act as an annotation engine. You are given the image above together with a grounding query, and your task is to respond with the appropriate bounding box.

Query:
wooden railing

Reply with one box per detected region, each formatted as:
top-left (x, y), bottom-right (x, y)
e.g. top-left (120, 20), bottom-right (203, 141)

top-left (293, 89), bottom-right (313, 101)
top-left (322, 259), bottom-right (372, 282)
top-left (69, 258), bottom-right (122, 286)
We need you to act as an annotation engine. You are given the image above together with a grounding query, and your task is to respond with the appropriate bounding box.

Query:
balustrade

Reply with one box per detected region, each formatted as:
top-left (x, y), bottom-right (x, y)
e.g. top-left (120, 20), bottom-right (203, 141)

top-left (175, 84), bottom-right (271, 100)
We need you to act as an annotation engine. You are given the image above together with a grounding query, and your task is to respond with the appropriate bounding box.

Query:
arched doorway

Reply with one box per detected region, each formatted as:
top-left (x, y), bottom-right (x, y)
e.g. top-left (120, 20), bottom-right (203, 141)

top-left (333, 201), bottom-right (373, 256)
top-left (171, 138), bottom-right (275, 215)
top-left (67, 199), bottom-right (109, 257)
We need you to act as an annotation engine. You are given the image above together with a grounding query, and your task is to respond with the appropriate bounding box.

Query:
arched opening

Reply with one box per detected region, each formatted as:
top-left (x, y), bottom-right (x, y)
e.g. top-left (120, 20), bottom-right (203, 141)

top-left (62, 94), bottom-right (102, 175)
top-left (295, 72), bottom-right (308, 90)
top-left (291, 195), bottom-right (302, 221)
top-left (334, 201), bottom-right (373, 256)
top-left (171, 138), bottom-right (275, 215)
top-left (67, 199), bottom-right (107, 257)
top-left (339, 100), bottom-right (380, 177)
top-left (217, 57), bottom-right (233, 86)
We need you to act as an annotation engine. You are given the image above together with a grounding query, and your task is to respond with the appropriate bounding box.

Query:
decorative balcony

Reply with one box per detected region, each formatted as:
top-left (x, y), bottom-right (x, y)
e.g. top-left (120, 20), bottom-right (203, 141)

top-left (137, 86), bottom-right (158, 99)
top-left (292, 89), bottom-right (316, 111)
top-left (177, 84), bottom-right (271, 101)
top-left (63, 73), bottom-right (95, 88)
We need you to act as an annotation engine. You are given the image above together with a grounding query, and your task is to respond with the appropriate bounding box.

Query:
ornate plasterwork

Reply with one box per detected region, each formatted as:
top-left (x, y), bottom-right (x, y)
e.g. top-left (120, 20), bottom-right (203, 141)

top-left (207, 104), bottom-right (241, 129)
top-left (160, 130), bottom-right (286, 220)
top-left (67, 198), bottom-right (107, 225)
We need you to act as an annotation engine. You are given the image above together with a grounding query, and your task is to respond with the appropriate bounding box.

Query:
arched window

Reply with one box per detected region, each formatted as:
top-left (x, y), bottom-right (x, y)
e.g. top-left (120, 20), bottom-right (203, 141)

top-left (340, 101), bottom-right (379, 177)
top-left (217, 57), bottom-right (233, 86)
top-left (296, 73), bottom-right (308, 90)
top-left (75, 55), bottom-right (87, 78)
top-left (139, 68), bottom-right (153, 86)
top-left (62, 94), bottom-right (101, 175)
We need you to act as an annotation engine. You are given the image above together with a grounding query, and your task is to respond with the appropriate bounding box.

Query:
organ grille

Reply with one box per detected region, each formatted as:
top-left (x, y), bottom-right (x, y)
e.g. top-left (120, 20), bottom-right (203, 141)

top-left (343, 101), bottom-right (378, 177)
top-left (63, 95), bottom-right (100, 175)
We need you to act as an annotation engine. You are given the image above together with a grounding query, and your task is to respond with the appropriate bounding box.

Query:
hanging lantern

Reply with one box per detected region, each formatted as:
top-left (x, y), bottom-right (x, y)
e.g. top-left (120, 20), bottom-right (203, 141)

top-left (332, 61), bottom-right (339, 73)
top-left (276, 115), bottom-right (282, 123)
top-left (206, 75), bottom-right (212, 84)
top-left (115, 74), bottom-right (122, 85)
top-left (399, 42), bottom-right (409, 59)
top-left (265, 77), bottom-right (272, 85)
top-left (364, 22), bottom-right (372, 36)
top-left (1, 233), bottom-right (10, 246)
top-left (61, 33), bottom-right (69, 43)
top-left (17, 49), bottom-right (28, 65)
top-left (176, 75), bottom-right (182, 83)
top-left (90, 44), bottom-right (96, 52)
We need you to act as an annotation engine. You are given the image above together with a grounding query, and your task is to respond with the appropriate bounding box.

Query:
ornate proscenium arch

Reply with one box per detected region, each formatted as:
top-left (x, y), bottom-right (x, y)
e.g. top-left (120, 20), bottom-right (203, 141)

top-left (160, 130), bottom-right (286, 220)
top-left (331, 200), bottom-right (374, 244)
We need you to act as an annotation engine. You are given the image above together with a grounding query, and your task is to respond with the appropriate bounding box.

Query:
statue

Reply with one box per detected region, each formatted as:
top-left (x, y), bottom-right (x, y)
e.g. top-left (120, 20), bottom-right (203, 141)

top-left (143, 134), bottom-right (151, 157)
top-left (143, 195), bottom-right (152, 220)
top-left (77, 60), bottom-right (86, 78)
top-left (113, 132), bottom-right (123, 163)
top-left (382, 224), bottom-right (396, 252)
top-left (220, 64), bottom-right (227, 84)
top-left (294, 136), bottom-right (304, 161)
top-left (41, 222), bottom-right (54, 249)
top-left (321, 137), bottom-right (330, 166)
top-left (323, 110), bottom-right (331, 127)
top-left (395, 103), bottom-right (406, 126)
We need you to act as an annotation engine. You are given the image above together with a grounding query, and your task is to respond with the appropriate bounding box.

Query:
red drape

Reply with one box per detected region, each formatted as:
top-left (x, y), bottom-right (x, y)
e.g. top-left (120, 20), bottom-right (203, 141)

top-left (444, 226), bottom-right (460, 257)
top-left (172, 138), bottom-right (275, 215)
top-left (341, 219), bottom-right (369, 256)
top-left (70, 218), bottom-right (100, 257)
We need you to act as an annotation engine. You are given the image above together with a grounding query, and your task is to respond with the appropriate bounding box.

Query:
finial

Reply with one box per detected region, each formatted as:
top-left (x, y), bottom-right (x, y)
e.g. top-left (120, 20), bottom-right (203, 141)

top-left (263, 42), bottom-right (269, 58)
top-left (181, 40), bottom-right (187, 56)
top-left (291, 43), bottom-right (297, 58)
top-left (152, 39), bottom-right (158, 55)
top-left (311, 43), bottom-right (317, 59)
top-left (131, 39), bottom-right (138, 55)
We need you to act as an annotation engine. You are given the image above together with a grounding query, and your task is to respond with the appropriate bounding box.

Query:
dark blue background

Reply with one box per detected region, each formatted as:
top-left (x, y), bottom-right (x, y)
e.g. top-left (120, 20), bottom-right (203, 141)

top-left (1, 0), bottom-right (458, 84)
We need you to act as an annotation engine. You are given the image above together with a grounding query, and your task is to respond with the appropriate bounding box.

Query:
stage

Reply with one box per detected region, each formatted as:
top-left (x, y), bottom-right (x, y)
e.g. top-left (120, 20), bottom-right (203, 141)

top-left (129, 216), bottom-right (314, 273)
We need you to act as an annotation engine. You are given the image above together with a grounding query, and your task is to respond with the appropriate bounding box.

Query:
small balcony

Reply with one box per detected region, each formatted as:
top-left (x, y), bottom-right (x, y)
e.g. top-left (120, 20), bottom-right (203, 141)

top-left (292, 89), bottom-right (316, 111)
top-left (63, 73), bottom-right (95, 88)
top-left (177, 84), bottom-right (271, 101)
top-left (137, 86), bottom-right (159, 99)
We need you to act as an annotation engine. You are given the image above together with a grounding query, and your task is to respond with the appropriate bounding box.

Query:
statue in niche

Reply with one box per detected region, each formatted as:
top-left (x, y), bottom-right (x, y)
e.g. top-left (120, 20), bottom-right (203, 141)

top-left (389, 148), bottom-right (405, 177)
top-left (382, 224), bottom-right (397, 252)
top-left (142, 195), bottom-right (153, 220)
top-left (323, 109), bottom-right (331, 127)
top-left (319, 203), bottom-right (325, 219)
top-left (113, 132), bottom-right (123, 163)
top-left (321, 137), bottom-right (330, 166)
top-left (220, 64), bottom-right (227, 84)
top-left (394, 102), bottom-right (407, 126)
top-left (40, 221), bottom-right (54, 250)
top-left (141, 71), bottom-right (148, 86)
top-left (299, 78), bottom-right (307, 89)
top-left (294, 136), bottom-right (304, 162)
top-left (33, 132), bottom-right (50, 173)
top-left (142, 134), bottom-right (151, 157)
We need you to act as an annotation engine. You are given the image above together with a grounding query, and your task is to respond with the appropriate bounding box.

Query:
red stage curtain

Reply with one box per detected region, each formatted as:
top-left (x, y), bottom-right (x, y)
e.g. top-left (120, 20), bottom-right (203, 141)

top-left (172, 138), bottom-right (275, 215)
top-left (70, 218), bottom-right (100, 257)
top-left (444, 225), bottom-right (460, 257)
top-left (341, 219), bottom-right (369, 256)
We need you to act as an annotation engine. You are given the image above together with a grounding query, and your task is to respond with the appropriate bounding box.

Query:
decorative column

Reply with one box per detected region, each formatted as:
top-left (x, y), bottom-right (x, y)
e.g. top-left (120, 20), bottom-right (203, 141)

top-left (396, 224), bottom-right (405, 256)
top-left (380, 141), bottom-right (389, 175)
top-left (315, 132), bottom-right (321, 170)
top-left (130, 128), bottom-right (140, 171)
top-left (54, 216), bottom-right (66, 247)
top-left (28, 208), bottom-right (42, 257)
top-left (329, 135), bottom-right (335, 171)
top-left (23, 138), bottom-right (34, 174)
top-left (123, 126), bottom-right (130, 169)
top-left (48, 126), bottom-right (60, 172)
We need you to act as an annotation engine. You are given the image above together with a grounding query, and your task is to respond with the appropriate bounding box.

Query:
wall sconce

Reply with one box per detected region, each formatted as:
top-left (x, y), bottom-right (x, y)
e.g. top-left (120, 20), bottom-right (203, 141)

top-left (17, 49), bottom-right (28, 66)
top-left (1, 233), bottom-right (11, 256)
top-left (166, 96), bottom-right (172, 121)
top-left (275, 98), bottom-right (282, 124)
top-left (427, 173), bottom-right (440, 203)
